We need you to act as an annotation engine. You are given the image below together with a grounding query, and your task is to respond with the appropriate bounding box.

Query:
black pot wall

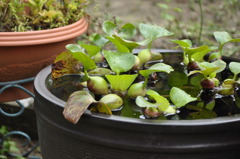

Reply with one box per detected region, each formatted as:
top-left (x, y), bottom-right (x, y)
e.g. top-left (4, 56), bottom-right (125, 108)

top-left (34, 50), bottom-right (240, 159)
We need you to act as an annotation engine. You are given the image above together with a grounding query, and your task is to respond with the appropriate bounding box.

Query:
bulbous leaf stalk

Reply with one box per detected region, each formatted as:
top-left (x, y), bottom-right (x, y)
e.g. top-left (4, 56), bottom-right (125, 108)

top-left (127, 83), bottom-right (147, 98)
top-left (87, 76), bottom-right (109, 95)
top-left (100, 94), bottom-right (123, 109)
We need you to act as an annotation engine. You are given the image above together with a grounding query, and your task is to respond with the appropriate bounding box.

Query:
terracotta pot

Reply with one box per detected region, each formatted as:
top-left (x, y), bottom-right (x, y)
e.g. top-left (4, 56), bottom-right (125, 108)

top-left (34, 50), bottom-right (240, 159)
top-left (0, 18), bottom-right (89, 102)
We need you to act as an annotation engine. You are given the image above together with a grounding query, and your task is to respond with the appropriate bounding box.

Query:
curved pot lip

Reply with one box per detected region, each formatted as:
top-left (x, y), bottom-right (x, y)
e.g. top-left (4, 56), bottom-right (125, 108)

top-left (0, 18), bottom-right (89, 46)
top-left (34, 50), bottom-right (240, 126)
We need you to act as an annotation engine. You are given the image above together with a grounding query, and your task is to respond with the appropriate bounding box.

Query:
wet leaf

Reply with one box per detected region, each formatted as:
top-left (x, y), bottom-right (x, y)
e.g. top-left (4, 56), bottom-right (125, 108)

top-left (63, 91), bottom-right (96, 124)
top-left (170, 87), bottom-right (197, 108)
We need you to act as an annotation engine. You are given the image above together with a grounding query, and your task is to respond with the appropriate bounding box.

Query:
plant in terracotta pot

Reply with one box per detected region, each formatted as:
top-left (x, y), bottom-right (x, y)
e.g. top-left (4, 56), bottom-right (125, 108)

top-left (0, 0), bottom-right (90, 102)
top-left (34, 21), bottom-right (240, 159)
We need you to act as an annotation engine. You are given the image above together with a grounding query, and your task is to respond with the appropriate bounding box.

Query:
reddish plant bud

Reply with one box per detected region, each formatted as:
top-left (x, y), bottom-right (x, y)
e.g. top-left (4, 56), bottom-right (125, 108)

top-left (144, 107), bottom-right (161, 118)
top-left (187, 61), bottom-right (200, 71)
top-left (200, 78), bottom-right (215, 90)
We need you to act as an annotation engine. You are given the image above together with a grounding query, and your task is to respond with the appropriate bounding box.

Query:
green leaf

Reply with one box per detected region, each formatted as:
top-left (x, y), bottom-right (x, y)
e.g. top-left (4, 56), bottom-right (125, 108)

top-left (112, 35), bottom-right (139, 52)
top-left (168, 71), bottom-right (188, 87)
top-left (135, 96), bottom-right (160, 108)
top-left (147, 90), bottom-right (170, 111)
top-left (139, 63), bottom-right (174, 78)
top-left (191, 46), bottom-right (211, 61)
top-left (214, 31), bottom-right (232, 45)
top-left (189, 62), bottom-right (221, 77)
top-left (88, 68), bottom-right (113, 75)
top-left (63, 91), bottom-right (96, 124)
top-left (209, 52), bottom-right (222, 61)
top-left (66, 44), bottom-right (84, 53)
top-left (102, 21), bottom-right (117, 36)
top-left (92, 34), bottom-right (109, 48)
top-left (213, 31), bottom-right (240, 51)
top-left (78, 41), bottom-right (101, 57)
top-left (136, 36), bottom-right (154, 46)
top-left (234, 94), bottom-right (240, 109)
top-left (103, 50), bottom-right (135, 74)
top-left (211, 59), bottom-right (226, 73)
top-left (148, 63), bottom-right (174, 73)
top-left (205, 100), bottom-right (215, 111)
top-left (139, 23), bottom-right (173, 40)
top-left (136, 90), bottom-right (170, 112)
top-left (0, 155), bottom-right (7, 159)
top-left (118, 23), bottom-right (137, 39)
top-left (90, 102), bottom-right (112, 115)
top-left (120, 98), bottom-right (141, 118)
top-left (189, 109), bottom-right (217, 119)
top-left (171, 39), bottom-right (192, 48)
top-left (189, 73), bottom-right (204, 87)
top-left (157, 3), bottom-right (169, 9)
top-left (229, 62), bottom-right (240, 77)
top-left (70, 52), bottom-right (96, 71)
top-left (170, 87), bottom-right (197, 108)
top-left (185, 45), bottom-right (209, 57)
top-left (106, 36), bottom-right (130, 52)
top-left (105, 74), bottom-right (138, 92)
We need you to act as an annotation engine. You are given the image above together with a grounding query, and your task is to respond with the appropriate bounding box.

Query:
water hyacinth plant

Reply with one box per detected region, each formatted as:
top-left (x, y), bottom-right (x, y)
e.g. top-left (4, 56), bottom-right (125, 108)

top-left (49, 21), bottom-right (240, 124)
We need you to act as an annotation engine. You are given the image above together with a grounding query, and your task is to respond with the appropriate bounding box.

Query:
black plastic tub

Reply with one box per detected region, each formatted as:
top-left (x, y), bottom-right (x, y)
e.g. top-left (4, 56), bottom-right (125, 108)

top-left (34, 50), bottom-right (240, 159)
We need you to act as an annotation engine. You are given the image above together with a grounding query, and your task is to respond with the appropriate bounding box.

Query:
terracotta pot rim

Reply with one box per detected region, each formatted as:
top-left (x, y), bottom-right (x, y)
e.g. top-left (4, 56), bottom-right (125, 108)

top-left (34, 50), bottom-right (240, 127)
top-left (0, 18), bottom-right (88, 46)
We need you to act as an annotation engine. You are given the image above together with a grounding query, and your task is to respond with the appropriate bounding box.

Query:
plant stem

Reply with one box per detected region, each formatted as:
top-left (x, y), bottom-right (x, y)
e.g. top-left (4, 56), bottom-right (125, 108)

top-left (198, 0), bottom-right (203, 45)
top-left (143, 78), bottom-right (148, 88)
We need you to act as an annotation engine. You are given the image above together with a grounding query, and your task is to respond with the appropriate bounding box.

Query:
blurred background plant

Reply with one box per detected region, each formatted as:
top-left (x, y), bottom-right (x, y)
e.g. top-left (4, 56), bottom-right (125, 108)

top-left (87, 0), bottom-right (240, 58)
top-left (0, 0), bottom-right (90, 32)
